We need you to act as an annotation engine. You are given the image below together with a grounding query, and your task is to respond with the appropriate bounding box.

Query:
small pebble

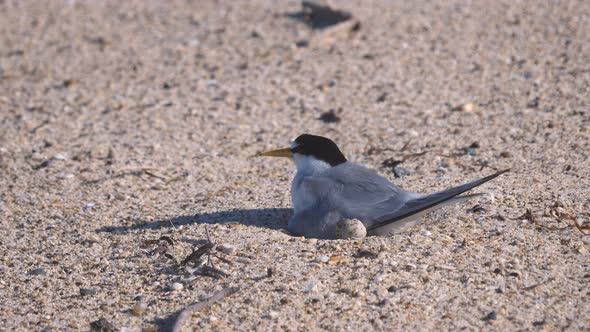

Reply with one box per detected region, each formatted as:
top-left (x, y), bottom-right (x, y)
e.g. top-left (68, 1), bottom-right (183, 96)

top-left (303, 281), bottom-right (319, 293)
top-left (53, 152), bottom-right (68, 160)
top-left (379, 299), bottom-right (391, 306)
top-left (393, 166), bottom-right (411, 178)
top-left (373, 274), bottom-right (386, 283)
top-left (80, 288), bottom-right (96, 296)
top-left (482, 311), bottom-right (497, 321)
top-left (268, 311), bottom-right (279, 319)
top-left (29, 268), bottom-right (46, 276)
top-left (315, 255), bottom-right (329, 263)
top-left (170, 282), bottom-right (183, 291)
top-left (336, 219), bottom-right (367, 239)
top-left (236, 257), bottom-right (250, 264)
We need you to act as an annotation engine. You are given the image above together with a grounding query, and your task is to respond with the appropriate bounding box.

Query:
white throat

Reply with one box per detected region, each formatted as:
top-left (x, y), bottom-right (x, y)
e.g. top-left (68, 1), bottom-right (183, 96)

top-left (292, 154), bottom-right (331, 177)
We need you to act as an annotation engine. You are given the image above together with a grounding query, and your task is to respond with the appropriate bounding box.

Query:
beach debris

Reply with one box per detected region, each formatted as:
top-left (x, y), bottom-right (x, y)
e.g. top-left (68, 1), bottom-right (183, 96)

top-left (53, 152), bottom-right (68, 160)
top-left (170, 282), bottom-right (183, 291)
top-left (393, 166), bottom-right (411, 178)
top-left (336, 218), bottom-right (366, 239)
top-left (32, 160), bottom-right (50, 170)
top-left (354, 248), bottom-right (378, 259)
top-left (513, 204), bottom-right (589, 235)
top-left (318, 109), bottom-right (341, 123)
top-left (314, 255), bottom-right (330, 263)
top-left (90, 318), bottom-right (117, 332)
top-left (28, 268), bottom-right (46, 276)
top-left (292, 1), bottom-right (353, 29)
top-left (201, 265), bottom-right (228, 279)
top-left (308, 19), bottom-right (361, 48)
top-left (451, 102), bottom-right (476, 113)
top-left (131, 301), bottom-right (148, 316)
top-left (380, 151), bottom-right (426, 177)
top-left (145, 236), bottom-right (177, 263)
top-left (171, 286), bottom-right (240, 332)
top-left (481, 311), bottom-right (497, 321)
top-left (303, 281), bottom-right (320, 293)
top-left (180, 227), bottom-right (234, 279)
top-left (462, 142), bottom-right (480, 156)
top-left (288, 1), bottom-right (361, 48)
top-left (217, 243), bottom-right (236, 255)
top-left (328, 255), bottom-right (344, 265)
top-left (467, 204), bottom-right (486, 213)
top-left (80, 288), bottom-right (96, 296)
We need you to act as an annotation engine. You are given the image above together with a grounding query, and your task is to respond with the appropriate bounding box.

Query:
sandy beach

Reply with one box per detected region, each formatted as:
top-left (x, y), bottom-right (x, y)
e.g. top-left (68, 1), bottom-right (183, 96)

top-left (0, 0), bottom-right (589, 330)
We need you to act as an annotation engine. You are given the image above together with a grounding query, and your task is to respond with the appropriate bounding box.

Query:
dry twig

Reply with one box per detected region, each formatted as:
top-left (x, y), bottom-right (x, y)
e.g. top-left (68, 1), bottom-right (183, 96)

top-left (171, 287), bottom-right (240, 332)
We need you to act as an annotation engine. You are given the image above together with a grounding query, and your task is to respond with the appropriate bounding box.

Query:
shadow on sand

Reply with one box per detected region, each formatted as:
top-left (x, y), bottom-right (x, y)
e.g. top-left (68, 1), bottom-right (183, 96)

top-left (96, 208), bottom-right (292, 330)
top-left (96, 208), bottom-right (293, 233)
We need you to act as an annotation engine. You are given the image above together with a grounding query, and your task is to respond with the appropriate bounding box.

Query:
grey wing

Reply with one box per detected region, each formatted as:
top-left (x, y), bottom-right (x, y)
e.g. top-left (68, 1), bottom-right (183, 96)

top-left (367, 169), bottom-right (510, 235)
top-left (306, 163), bottom-right (415, 223)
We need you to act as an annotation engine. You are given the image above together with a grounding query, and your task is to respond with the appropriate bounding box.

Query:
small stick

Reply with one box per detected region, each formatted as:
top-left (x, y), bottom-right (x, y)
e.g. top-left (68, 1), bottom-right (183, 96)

top-left (171, 287), bottom-right (240, 332)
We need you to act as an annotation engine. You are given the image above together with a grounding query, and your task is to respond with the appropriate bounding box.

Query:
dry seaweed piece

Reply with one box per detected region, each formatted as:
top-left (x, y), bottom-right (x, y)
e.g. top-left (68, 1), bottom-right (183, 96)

top-left (146, 236), bottom-right (177, 263)
top-left (180, 242), bottom-right (215, 266)
top-left (180, 227), bottom-right (235, 278)
top-left (513, 206), bottom-right (589, 235)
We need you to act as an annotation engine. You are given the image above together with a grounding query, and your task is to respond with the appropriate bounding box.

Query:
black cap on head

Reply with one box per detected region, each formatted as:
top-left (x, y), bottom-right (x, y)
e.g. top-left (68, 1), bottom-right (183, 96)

top-left (291, 134), bottom-right (347, 166)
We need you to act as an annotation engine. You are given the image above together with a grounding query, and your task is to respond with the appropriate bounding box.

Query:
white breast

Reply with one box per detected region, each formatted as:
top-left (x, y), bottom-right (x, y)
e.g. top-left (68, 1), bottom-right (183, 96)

top-left (290, 154), bottom-right (331, 213)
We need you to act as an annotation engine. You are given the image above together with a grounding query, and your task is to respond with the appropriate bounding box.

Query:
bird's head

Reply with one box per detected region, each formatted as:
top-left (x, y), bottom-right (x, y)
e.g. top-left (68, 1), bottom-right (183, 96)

top-left (259, 134), bottom-right (347, 174)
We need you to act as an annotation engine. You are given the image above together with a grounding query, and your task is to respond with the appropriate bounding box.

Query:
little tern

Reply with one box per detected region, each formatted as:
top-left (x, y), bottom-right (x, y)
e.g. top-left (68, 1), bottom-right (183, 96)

top-left (260, 134), bottom-right (508, 239)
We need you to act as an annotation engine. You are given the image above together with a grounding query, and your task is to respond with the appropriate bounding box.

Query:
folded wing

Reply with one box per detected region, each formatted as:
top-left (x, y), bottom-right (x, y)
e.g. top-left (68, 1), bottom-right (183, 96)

top-left (367, 169), bottom-right (510, 235)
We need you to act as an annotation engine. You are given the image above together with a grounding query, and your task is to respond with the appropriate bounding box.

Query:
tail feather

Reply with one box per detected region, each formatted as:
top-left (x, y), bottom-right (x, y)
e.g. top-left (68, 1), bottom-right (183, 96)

top-left (367, 169), bottom-right (509, 233)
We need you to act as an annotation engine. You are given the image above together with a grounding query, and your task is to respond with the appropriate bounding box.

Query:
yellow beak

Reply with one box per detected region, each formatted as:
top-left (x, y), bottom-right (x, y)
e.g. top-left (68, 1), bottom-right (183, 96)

top-left (258, 148), bottom-right (293, 158)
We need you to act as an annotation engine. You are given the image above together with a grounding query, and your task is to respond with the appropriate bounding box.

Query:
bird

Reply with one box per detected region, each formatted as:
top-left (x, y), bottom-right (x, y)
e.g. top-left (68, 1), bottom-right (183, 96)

top-left (259, 134), bottom-right (509, 239)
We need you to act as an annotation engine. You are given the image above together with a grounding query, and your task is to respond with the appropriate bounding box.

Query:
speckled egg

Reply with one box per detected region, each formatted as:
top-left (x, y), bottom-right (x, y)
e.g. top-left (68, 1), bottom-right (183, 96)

top-left (335, 219), bottom-right (367, 239)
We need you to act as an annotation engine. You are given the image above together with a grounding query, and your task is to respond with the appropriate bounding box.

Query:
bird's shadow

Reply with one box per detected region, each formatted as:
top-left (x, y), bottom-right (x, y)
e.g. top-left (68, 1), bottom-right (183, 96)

top-left (95, 208), bottom-right (293, 233)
